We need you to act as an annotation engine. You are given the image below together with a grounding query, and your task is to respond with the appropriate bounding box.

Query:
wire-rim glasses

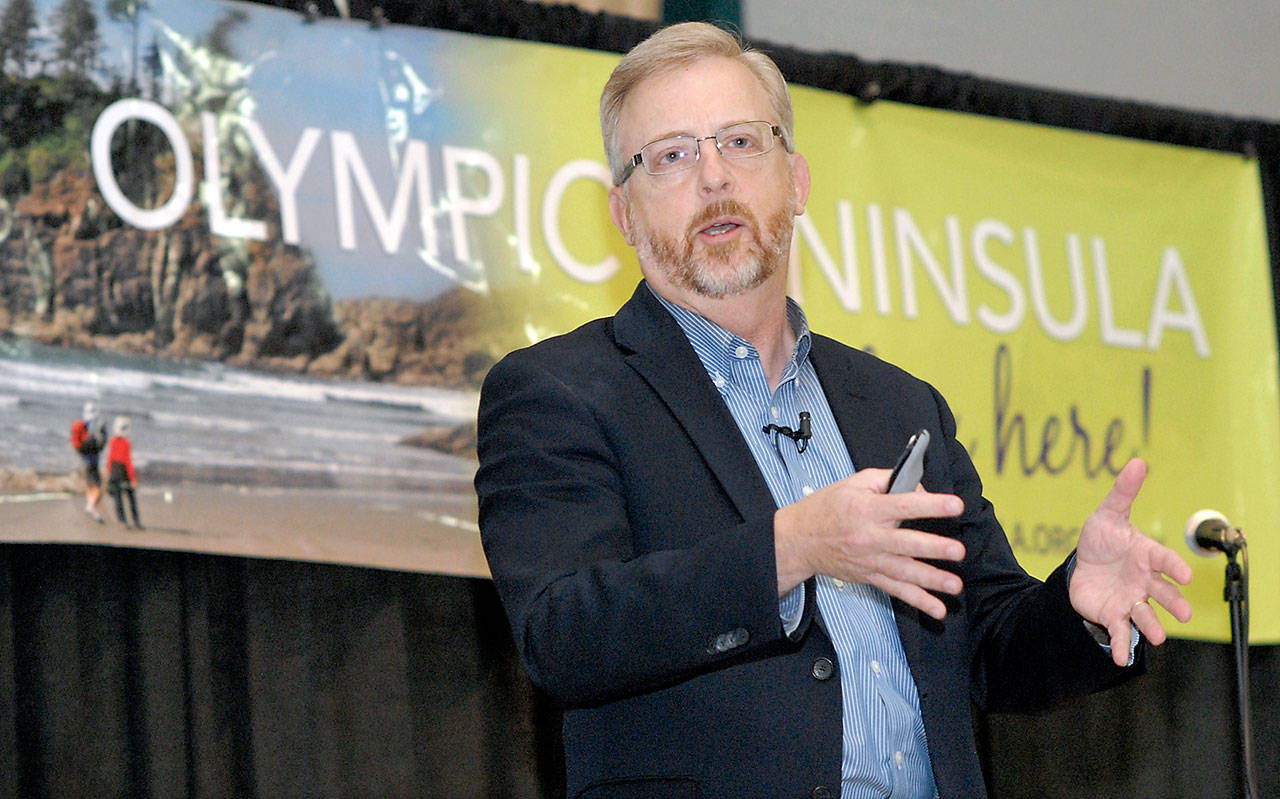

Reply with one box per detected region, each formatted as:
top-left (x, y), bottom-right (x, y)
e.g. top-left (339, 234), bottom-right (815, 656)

top-left (617, 121), bottom-right (784, 185)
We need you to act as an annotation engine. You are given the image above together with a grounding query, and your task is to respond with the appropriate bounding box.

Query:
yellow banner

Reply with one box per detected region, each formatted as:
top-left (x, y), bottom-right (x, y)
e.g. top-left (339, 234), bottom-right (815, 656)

top-left (12, 10), bottom-right (1264, 639)
top-left (484, 43), bottom-right (1278, 643)
top-left (791, 99), bottom-right (1277, 644)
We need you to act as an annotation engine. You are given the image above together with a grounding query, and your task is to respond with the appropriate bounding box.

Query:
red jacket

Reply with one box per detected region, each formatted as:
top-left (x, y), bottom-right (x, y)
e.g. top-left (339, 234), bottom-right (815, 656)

top-left (105, 437), bottom-right (135, 483)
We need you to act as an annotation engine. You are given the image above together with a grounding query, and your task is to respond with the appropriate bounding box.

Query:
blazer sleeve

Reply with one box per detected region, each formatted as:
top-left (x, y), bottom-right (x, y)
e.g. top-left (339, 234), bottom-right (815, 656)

top-left (918, 382), bottom-right (1142, 714)
top-left (475, 348), bottom-right (804, 709)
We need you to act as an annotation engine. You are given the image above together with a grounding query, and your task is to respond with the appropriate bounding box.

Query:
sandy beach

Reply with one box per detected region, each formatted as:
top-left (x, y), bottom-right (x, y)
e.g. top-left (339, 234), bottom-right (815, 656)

top-left (0, 482), bottom-right (489, 577)
top-left (1, 334), bottom-right (491, 576)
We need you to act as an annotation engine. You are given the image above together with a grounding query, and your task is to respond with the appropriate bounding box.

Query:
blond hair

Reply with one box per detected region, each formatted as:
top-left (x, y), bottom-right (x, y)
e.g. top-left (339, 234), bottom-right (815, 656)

top-left (600, 22), bottom-right (795, 185)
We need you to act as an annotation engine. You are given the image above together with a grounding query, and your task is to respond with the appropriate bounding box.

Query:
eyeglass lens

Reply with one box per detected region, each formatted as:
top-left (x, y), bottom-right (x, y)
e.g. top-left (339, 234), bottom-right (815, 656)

top-left (639, 121), bottom-right (777, 176)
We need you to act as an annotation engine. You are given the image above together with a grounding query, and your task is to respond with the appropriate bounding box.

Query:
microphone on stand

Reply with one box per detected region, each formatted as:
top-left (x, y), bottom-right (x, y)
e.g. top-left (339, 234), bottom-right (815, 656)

top-left (1184, 508), bottom-right (1257, 799)
top-left (1184, 509), bottom-right (1246, 557)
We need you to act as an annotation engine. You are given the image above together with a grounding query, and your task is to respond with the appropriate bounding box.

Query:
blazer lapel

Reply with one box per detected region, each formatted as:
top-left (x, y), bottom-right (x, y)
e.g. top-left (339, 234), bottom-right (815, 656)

top-left (611, 283), bottom-right (779, 524)
top-left (808, 335), bottom-right (904, 471)
top-left (611, 291), bottom-right (934, 661)
top-left (808, 335), bottom-right (933, 664)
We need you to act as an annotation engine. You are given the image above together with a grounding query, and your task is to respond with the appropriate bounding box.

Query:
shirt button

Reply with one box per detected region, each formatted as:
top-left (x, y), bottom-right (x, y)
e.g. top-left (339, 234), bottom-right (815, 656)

top-left (734, 344), bottom-right (749, 358)
top-left (895, 750), bottom-right (905, 769)
top-left (770, 405), bottom-right (780, 419)
top-left (871, 660), bottom-right (882, 676)
top-left (811, 657), bottom-right (835, 681)
top-left (712, 373), bottom-right (725, 388)
top-left (802, 485), bottom-right (814, 496)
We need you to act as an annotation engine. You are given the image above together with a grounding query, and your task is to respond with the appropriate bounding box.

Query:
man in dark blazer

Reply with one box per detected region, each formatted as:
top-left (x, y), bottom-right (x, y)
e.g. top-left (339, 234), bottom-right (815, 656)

top-left (476, 22), bottom-right (1193, 799)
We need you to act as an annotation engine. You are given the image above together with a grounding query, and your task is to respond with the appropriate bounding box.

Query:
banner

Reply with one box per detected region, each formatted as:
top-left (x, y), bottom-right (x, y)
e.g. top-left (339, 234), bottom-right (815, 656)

top-left (0, 1), bottom-right (1273, 640)
top-left (785, 102), bottom-right (1277, 645)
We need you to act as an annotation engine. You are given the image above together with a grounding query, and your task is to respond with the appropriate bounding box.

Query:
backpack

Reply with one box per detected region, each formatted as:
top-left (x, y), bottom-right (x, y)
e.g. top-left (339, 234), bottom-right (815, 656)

top-left (72, 418), bottom-right (104, 455)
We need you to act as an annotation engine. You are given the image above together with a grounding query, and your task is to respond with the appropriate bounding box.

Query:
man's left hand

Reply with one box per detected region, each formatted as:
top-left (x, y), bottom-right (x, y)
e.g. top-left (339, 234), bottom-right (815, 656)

top-left (1069, 458), bottom-right (1194, 666)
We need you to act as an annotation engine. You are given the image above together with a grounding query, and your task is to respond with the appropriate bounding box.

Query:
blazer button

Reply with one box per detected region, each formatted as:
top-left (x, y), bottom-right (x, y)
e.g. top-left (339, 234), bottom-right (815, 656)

top-left (812, 787), bottom-right (835, 799)
top-left (706, 627), bottom-right (750, 654)
top-left (811, 657), bottom-right (835, 681)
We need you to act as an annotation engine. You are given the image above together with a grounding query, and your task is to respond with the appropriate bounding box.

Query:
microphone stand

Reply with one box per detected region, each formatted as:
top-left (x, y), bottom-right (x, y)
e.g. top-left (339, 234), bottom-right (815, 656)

top-left (1222, 547), bottom-right (1258, 799)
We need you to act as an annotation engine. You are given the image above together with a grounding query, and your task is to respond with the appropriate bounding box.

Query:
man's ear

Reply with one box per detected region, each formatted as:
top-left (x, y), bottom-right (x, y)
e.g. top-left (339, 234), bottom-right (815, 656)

top-left (609, 185), bottom-right (634, 245)
top-left (790, 153), bottom-right (811, 217)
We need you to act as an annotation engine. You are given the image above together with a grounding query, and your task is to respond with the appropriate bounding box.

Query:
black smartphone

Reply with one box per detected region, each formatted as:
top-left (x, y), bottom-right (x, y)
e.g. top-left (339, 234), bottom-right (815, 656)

top-left (887, 429), bottom-right (930, 494)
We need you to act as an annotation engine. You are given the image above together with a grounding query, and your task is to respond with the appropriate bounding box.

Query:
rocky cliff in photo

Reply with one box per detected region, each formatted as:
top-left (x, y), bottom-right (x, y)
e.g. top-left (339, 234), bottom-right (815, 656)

top-left (0, 168), bottom-right (495, 392)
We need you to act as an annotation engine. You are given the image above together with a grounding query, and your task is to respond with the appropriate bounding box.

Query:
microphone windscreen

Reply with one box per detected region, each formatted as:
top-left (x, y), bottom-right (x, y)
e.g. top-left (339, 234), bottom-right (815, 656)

top-left (1184, 508), bottom-right (1231, 558)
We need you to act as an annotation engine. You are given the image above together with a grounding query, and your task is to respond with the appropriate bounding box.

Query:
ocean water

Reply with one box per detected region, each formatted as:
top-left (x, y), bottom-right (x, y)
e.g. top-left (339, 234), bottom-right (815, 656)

top-left (0, 338), bottom-right (479, 492)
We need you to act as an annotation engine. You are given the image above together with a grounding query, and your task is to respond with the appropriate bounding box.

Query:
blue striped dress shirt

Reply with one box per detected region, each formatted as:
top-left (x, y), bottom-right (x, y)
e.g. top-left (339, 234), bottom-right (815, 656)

top-left (655, 289), bottom-right (937, 799)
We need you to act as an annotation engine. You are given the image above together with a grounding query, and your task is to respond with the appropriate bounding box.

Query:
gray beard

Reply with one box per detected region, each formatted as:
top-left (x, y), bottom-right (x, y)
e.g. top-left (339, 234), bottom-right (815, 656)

top-left (634, 199), bottom-right (794, 300)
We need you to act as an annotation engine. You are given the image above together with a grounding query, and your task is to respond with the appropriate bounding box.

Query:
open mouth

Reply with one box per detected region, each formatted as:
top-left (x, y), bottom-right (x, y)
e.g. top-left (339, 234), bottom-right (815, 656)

top-left (689, 201), bottom-right (755, 243)
top-left (703, 222), bottom-right (740, 236)
top-left (698, 217), bottom-right (747, 239)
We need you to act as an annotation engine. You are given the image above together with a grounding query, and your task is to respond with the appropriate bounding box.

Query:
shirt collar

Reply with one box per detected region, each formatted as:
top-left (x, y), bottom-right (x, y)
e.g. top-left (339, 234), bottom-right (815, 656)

top-left (647, 283), bottom-right (813, 384)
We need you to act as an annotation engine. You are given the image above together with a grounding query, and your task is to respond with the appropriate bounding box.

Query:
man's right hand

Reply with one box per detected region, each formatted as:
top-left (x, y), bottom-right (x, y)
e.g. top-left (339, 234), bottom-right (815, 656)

top-left (774, 468), bottom-right (967, 619)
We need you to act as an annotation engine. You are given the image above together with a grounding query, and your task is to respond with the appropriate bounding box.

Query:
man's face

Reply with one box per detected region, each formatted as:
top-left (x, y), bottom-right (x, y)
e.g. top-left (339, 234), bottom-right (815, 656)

top-left (609, 57), bottom-right (810, 303)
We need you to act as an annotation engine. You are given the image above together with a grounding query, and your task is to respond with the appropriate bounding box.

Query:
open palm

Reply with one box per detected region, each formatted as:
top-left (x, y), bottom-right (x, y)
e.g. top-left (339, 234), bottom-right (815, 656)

top-left (1069, 458), bottom-right (1193, 666)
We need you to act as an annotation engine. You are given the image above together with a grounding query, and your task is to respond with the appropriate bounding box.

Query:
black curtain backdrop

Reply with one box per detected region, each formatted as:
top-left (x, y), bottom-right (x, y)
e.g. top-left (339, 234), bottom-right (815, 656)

top-left (4, 1), bottom-right (1278, 796)
top-left (0, 544), bottom-right (564, 797)
top-left (2, 543), bottom-right (1276, 797)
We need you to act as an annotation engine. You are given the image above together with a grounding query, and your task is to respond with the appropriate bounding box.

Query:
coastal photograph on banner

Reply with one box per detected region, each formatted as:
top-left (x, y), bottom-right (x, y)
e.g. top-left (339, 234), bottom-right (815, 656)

top-left (0, 0), bottom-right (527, 574)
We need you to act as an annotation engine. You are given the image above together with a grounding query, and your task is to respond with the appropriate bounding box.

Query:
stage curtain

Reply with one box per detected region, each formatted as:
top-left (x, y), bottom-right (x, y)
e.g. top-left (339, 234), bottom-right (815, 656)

top-left (2, 542), bottom-right (1275, 797)
top-left (0, 544), bottom-right (564, 797)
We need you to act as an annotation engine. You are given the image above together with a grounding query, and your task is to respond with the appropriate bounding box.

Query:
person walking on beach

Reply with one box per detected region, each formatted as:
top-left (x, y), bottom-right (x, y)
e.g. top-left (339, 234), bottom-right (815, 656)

top-left (70, 402), bottom-right (107, 522)
top-left (105, 416), bottom-right (143, 530)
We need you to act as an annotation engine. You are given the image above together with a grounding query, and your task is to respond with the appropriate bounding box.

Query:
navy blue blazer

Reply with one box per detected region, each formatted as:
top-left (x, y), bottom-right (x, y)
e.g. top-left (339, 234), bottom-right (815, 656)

top-left (476, 282), bottom-right (1140, 798)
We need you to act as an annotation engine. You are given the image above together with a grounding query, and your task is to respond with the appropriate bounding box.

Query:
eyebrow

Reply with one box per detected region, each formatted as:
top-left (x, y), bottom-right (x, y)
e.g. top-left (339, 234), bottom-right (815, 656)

top-left (639, 120), bottom-right (756, 146)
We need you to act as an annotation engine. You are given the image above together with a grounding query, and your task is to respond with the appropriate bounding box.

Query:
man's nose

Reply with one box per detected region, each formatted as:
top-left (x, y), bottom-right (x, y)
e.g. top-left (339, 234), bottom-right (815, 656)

top-left (695, 140), bottom-right (733, 195)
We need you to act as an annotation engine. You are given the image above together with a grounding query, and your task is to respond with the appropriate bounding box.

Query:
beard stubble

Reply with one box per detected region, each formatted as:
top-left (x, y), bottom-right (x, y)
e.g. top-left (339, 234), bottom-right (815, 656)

top-left (632, 196), bottom-right (795, 300)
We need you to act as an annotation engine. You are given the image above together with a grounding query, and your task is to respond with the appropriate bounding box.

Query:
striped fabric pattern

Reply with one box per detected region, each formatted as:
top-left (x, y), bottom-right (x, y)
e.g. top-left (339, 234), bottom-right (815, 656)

top-left (655, 288), bottom-right (937, 799)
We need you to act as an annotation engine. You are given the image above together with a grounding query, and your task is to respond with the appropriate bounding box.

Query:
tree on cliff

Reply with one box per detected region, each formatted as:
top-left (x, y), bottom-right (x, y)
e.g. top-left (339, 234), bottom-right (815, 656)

top-left (0, 0), bottom-right (37, 78)
top-left (55, 0), bottom-right (100, 75)
top-left (107, 0), bottom-right (148, 92)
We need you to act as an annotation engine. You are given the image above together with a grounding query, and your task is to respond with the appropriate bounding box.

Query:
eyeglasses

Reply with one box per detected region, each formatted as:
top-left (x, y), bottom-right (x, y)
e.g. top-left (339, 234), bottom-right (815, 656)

top-left (618, 121), bottom-right (784, 185)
